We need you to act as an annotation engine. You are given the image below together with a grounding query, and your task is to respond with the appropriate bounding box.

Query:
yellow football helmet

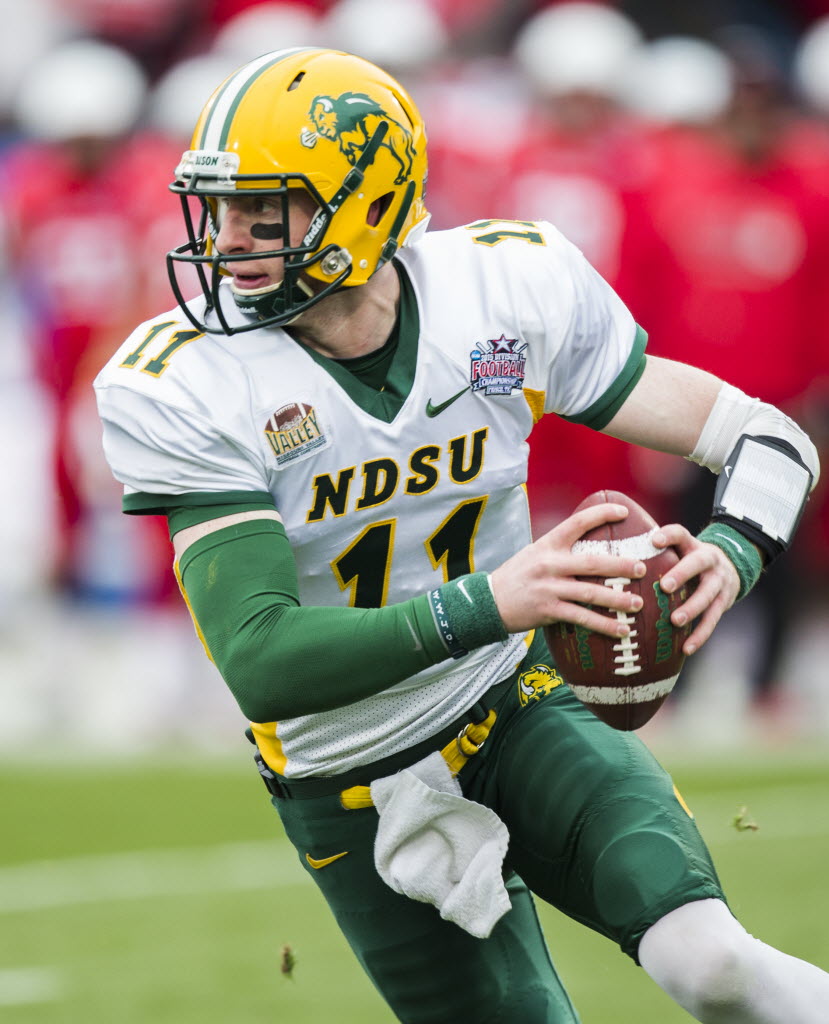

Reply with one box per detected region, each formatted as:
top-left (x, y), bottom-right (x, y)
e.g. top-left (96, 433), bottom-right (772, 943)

top-left (168, 48), bottom-right (429, 333)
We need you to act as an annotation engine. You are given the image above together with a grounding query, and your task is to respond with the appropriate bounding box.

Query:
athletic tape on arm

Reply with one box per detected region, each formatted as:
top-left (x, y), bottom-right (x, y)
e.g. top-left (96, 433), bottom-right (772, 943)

top-left (688, 382), bottom-right (819, 487)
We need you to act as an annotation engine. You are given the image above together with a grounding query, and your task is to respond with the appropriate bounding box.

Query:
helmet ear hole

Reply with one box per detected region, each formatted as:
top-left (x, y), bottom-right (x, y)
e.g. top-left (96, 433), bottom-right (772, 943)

top-left (367, 192), bottom-right (394, 226)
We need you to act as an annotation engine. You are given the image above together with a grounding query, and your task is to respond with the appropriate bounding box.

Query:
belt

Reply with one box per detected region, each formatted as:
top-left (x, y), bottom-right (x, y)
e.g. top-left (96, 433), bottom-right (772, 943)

top-left (339, 708), bottom-right (496, 809)
top-left (251, 675), bottom-right (512, 805)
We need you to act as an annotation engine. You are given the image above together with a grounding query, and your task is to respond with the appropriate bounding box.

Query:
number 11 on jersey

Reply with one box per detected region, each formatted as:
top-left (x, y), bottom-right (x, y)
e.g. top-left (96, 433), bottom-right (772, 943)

top-left (331, 497), bottom-right (488, 607)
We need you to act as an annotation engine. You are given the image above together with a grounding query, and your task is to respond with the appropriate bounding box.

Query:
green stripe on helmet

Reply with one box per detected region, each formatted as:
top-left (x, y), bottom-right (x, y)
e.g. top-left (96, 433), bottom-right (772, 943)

top-left (197, 47), bottom-right (321, 152)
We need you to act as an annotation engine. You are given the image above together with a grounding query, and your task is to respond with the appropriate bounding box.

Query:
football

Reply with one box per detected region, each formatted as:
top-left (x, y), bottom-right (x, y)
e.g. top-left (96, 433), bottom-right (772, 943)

top-left (544, 489), bottom-right (692, 730)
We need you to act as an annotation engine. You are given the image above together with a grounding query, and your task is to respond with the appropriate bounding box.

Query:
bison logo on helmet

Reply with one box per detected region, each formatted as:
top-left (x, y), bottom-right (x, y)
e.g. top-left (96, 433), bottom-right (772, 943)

top-left (300, 92), bottom-right (416, 185)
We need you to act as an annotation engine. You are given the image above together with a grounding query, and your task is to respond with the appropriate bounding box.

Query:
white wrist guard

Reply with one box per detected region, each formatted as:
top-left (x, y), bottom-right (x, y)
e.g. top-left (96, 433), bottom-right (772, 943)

top-left (689, 383), bottom-right (819, 561)
top-left (713, 435), bottom-right (813, 559)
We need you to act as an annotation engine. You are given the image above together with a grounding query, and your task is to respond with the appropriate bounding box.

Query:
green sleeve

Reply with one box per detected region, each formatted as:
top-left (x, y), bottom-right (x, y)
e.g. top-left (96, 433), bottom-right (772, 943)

top-left (176, 517), bottom-right (456, 721)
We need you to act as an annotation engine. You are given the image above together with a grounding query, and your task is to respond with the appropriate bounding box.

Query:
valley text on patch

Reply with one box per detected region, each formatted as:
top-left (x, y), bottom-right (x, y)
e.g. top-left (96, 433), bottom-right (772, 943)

top-left (264, 402), bottom-right (327, 466)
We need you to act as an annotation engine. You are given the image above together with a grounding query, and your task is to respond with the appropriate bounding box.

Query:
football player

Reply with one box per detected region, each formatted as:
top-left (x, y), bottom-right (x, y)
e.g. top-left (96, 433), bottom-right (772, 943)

top-left (95, 49), bottom-right (826, 1023)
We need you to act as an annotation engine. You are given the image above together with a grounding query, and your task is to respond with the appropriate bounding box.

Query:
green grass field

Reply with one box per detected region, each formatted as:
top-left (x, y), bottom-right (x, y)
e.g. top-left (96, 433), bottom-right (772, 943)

top-left (2, 742), bottom-right (828, 1023)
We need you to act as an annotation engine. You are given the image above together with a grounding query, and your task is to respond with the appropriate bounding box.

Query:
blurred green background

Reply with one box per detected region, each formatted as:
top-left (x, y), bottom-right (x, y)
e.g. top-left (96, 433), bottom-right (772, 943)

top-left (2, 742), bottom-right (828, 1023)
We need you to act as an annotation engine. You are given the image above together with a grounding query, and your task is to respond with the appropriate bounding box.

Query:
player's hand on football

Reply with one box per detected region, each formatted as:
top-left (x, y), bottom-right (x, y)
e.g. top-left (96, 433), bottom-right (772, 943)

top-left (651, 524), bottom-right (741, 655)
top-left (490, 502), bottom-right (647, 637)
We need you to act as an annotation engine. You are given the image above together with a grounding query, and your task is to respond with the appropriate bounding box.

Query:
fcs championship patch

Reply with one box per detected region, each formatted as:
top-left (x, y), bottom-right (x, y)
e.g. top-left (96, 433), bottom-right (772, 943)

top-left (518, 665), bottom-right (564, 706)
top-left (470, 335), bottom-right (528, 396)
top-left (264, 402), bottom-right (327, 466)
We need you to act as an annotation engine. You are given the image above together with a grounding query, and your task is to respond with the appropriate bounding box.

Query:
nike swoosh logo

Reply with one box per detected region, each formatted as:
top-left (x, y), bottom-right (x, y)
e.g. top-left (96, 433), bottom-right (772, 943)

top-left (306, 851), bottom-right (349, 870)
top-left (456, 579), bottom-right (473, 604)
top-left (713, 532), bottom-right (744, 555)
top-left (425, 386), bottom-right (470, 418)
top-left (404, 614), bottom-right (423, 651)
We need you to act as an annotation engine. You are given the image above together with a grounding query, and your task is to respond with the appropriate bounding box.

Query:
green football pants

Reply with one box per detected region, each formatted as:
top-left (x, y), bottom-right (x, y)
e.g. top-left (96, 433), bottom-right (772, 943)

top-left (272, 650), bottom-right (725, 1023)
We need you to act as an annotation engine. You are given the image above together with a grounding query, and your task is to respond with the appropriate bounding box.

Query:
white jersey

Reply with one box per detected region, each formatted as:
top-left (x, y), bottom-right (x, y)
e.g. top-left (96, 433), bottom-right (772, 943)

top-left (95, 220), bottom-right (645, 775)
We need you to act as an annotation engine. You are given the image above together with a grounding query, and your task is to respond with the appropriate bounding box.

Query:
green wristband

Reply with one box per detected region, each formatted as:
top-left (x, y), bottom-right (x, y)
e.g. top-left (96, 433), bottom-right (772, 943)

top-left (697, 523), bottom-right (763, 602)
top-left (430, 572), bottom-right (509, 658)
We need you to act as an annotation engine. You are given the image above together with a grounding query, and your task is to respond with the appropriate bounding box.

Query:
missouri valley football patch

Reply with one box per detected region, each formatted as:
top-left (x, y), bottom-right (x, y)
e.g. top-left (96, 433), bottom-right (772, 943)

top-left (264, 403), bottom-right (328, 466)
top-left (470, 335), bottom-right (527, 396)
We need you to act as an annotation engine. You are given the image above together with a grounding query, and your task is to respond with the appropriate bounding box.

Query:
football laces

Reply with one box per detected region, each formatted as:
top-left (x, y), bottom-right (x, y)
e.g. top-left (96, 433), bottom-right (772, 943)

top-left (604, 575), bottom-right (641, 676)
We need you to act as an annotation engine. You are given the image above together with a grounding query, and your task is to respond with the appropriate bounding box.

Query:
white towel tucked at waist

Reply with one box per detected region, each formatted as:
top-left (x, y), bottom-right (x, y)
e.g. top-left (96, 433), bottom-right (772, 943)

top-left (370, 751), bottom-right (511, 939)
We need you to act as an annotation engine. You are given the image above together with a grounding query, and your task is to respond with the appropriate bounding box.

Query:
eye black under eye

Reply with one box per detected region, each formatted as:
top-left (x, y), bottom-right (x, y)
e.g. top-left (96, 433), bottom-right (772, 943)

top-left (251, 222), bottom-right (284, 240)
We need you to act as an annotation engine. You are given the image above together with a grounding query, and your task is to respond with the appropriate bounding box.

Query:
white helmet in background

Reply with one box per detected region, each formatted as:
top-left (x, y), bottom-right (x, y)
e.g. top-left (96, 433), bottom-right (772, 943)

top-left (619, 36), bottom-right (733, 123)
top-left (793, 16), bottom-right (829, 115)
top-left (0, 0), bottom-right (76, 115)
top-left (513, 2), bottom-right (642, 97)
top-left (321, 0), bottom-right (448, 74)
top-left (148, 53), bottom-right (241, 142)
top-left (13, 39), bottom-right (147, 141)
top-left (213, 2), bottom-right (323, 61)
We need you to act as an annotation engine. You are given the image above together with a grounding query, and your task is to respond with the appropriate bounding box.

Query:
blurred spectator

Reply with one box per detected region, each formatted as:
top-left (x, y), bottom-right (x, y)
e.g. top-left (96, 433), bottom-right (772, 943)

top-left (0, 196), bottom-right (59, 620)
top-left (320, 0), bottom-right (448, 72)
top-left (790, 14), bottom-right (829, 603)
top-left (508, 3), bottom-right (658, 298)
top-left (148, 53), bottom-right (241, 148)
top-left (208, 0), bottom-right (332, 30)
top-left (408, 53), bottom-right (530, 229)
top-left (617, 0), bottom-right (805, 51)
top-left (625, 29), bottom-right (829, 721)
top-left (0, 3), bottom-right (68, 607)
top-left (497, 3), bottom-right (662, 533)
top-left (320, 0), bottom-right (497, 235)
top-left (794, 13), bottom-right (829, 115)
top-left (620, 34), bottom-right (734, 125)
top-left (0, 0), bottom-right (76, 145)
top-left (59, 0), bottom-right (207, 78)
top-left (2, 40), bottom-right (180, 605)
top-left (213, 1), bottom-right (323, 60)
top-left (428, 0), bottom-right (542, 54)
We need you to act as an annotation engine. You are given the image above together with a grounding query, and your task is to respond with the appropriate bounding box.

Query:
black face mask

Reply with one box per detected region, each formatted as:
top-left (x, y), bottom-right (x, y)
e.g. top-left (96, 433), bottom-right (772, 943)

top-left (230, 276), bottom-right (316, 324)
top-left (166, 179), bottom-right (352, 335)
top-left (166, 123), bottom-right (412, 335)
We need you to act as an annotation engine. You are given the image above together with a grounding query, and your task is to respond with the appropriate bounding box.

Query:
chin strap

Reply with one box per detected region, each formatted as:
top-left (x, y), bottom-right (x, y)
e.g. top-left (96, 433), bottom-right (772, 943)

top-left (231, 277), bottom-right (314, 322)
top-left (377, 180), bottom-right (417, 270)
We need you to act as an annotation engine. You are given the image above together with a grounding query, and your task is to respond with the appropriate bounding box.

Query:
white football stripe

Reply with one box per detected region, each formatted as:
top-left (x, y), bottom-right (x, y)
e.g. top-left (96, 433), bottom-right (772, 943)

top-left (569, 674), bottom-right (680, 705)
top-left (572, 529), bottom-right (662, 560)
